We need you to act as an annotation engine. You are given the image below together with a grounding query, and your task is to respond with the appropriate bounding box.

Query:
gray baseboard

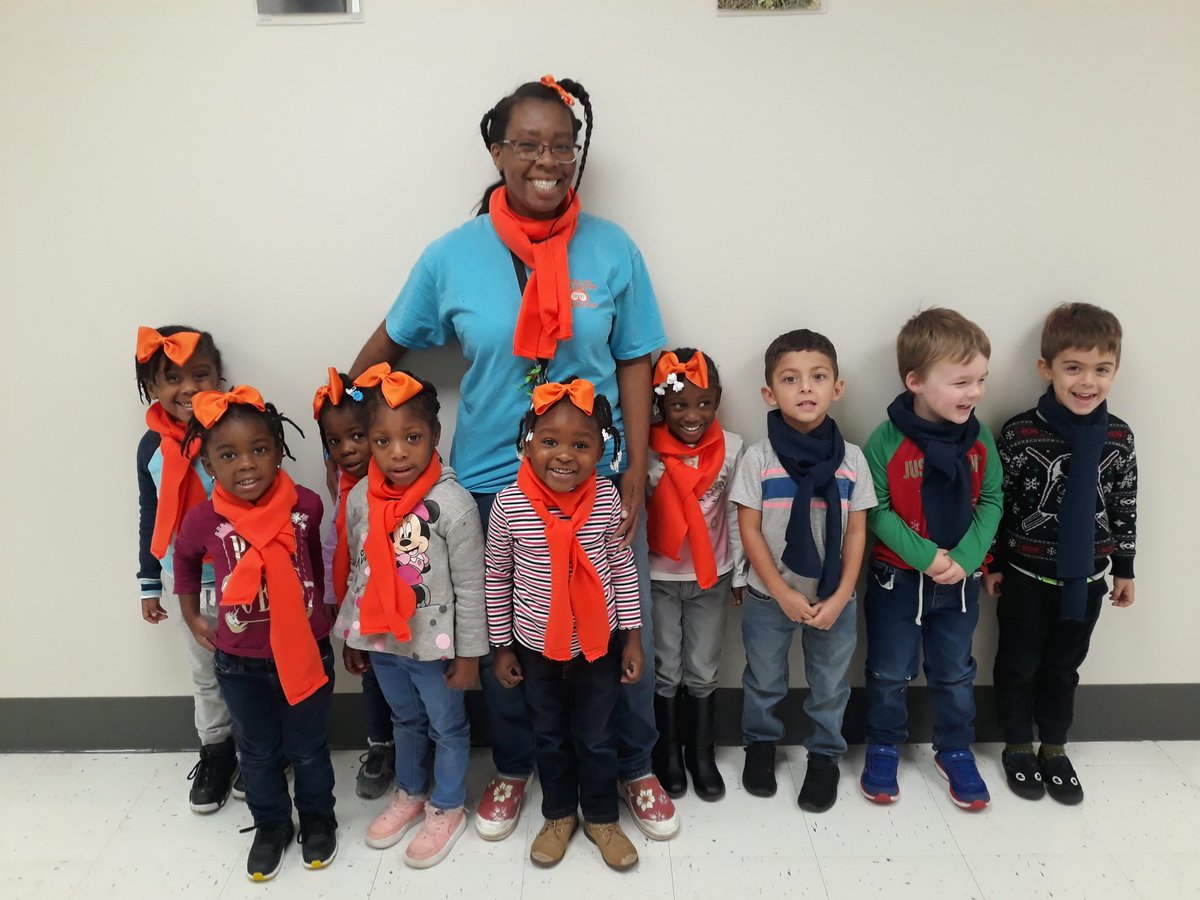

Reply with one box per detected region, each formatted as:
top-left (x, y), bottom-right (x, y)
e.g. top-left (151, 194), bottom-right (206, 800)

top-left (2, 684), bottom-right (1197, 753)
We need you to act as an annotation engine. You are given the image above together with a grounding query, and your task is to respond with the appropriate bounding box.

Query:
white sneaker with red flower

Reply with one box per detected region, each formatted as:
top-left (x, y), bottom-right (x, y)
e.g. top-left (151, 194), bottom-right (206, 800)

top-left (619, 774), bottom-right (679, 840)
top-left (474, 774), bottom-right (529, 841)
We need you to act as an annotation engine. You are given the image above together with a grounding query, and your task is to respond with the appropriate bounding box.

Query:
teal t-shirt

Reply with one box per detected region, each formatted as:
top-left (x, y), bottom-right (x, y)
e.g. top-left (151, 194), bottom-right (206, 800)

top-left (385, 212), bottom-right (666, 493)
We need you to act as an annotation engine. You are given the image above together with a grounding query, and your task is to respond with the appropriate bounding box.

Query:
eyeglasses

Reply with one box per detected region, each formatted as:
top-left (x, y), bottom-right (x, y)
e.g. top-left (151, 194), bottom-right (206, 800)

top-left (498, 141), bottom-right (580, 164)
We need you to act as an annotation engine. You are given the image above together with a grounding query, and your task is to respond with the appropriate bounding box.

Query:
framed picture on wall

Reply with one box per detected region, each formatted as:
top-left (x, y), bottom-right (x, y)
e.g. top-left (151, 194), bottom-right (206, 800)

top-left (256, 0), bottom-right (364, 25)
top-left (717, 0), bottom-right (825, 14)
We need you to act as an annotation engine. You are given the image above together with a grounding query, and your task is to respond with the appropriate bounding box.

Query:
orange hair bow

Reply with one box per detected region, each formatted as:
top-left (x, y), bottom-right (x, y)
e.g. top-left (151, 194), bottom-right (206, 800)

top-left (193, 385), bottom-right (267, 429)
top-left (653, 351), bottom-right (709, 395)
top-left (354, 363), bottom-right (423, 409)
top-left (540, 75), bottom-right (575, 107)
top-left (136, 326), bottom-right (201, 367)
top-left (312, 367), bottom-right (345, 421)
top-left (532, 379), bottom-right (595, 416)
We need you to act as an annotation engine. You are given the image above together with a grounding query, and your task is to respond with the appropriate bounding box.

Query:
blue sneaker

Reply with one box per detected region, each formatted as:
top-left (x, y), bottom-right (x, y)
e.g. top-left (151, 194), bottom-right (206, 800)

top-left (860, 744), bottom-right (900, 804)
top-left (934, 749), bottom-right (990, 811)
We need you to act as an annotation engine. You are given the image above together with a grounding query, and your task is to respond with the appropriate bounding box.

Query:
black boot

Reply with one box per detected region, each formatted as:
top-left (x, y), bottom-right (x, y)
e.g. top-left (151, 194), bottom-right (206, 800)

top-left (652, 693), bottom-right (688, 797)
top-left (684, 691), bottom-right (725, 801)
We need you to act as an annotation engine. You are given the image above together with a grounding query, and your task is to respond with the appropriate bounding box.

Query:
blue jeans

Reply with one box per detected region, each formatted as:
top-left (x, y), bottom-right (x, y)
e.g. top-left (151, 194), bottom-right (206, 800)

top-left (369, 652), bottom-right (471, 810)
top-left (516, 637), bottom-right (622, 823)
top-left (214, 638), bottom-right (336, 827)
top-left (863, 561), bottom-right (982, 750)
top-left (361, 664), bottom-right (394, 744)
top-left (474, 477), bottom-right (659, 781)
top-left (741, 586), bottom-right (857, 758)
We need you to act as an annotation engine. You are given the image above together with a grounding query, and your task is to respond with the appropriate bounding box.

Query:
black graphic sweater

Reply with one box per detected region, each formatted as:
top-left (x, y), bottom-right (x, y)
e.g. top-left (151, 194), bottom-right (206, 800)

top-left (992, 407), bottom-right (1137, 580)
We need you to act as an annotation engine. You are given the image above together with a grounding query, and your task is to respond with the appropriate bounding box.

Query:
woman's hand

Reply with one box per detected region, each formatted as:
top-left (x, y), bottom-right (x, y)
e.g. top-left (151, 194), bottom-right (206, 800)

top-left (615, 472), bottom-right (645, 547)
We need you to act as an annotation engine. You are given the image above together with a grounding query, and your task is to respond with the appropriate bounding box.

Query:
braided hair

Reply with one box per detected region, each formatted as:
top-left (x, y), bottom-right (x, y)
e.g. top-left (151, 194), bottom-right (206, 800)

top-left (476, 77), bottom-right (594, 215)
top-left (182, 400), bottom-right (303, 463)
top-left (135, 325), bottom-right (223, 404)
top-left (514, 376), bottom-right (622, 471)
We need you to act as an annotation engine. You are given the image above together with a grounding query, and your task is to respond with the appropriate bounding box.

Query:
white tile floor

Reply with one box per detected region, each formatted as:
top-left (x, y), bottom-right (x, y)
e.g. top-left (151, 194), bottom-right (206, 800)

top-left (2, 742), bottom-right (1198, 899)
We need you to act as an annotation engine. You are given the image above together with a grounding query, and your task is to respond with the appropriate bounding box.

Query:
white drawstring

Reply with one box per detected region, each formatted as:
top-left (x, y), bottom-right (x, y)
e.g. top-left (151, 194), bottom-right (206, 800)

top-left (915, 572), bottom-right (969, 624)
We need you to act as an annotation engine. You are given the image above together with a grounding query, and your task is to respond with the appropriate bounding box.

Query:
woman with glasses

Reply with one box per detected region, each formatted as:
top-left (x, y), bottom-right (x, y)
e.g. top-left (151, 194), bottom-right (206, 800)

top-left (349, 76), bottom-right (678, 850)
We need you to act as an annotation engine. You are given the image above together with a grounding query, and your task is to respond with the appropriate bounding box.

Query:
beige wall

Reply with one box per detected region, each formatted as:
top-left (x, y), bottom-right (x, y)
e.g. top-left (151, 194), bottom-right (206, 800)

top-left (2, 0), bottom-right (1197, 698)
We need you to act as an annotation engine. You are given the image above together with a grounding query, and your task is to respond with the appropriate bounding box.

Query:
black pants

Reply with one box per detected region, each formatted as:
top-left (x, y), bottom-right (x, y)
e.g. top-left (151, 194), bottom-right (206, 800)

top-left (515, 636), bottom-right (621, 823)
top-left (992, 566), bottom-right (1105, 745)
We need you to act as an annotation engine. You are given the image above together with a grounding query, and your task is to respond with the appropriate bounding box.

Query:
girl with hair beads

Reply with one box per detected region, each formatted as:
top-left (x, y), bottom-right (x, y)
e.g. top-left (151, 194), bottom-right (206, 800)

top-left (349, 74), bottom-right (675, 843)
top-left (334, 363), bottom-right (486, 869)
top-left (486, 379), bottom-right (643, 871)
top-left (313, 369), bottom-right (396, 800)
top-left (133, 325), bottom-right (238, 814)
top-left (645, 349), bottom-right (745, 802)
top-left (173, 387), bottom-right (336, 882)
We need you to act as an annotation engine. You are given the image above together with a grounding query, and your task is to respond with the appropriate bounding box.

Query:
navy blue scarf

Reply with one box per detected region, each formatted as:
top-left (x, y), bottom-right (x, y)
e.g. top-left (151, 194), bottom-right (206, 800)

top-left (1036, 387), bottom-right (1109, 620)
top-left (887, 392), bottom-right (979, 550)
top-left (766, 411), bottom-right (845, 599)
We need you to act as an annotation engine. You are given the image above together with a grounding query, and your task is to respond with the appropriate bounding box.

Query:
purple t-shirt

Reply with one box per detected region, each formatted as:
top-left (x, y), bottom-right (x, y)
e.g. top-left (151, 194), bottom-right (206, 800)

top-left (175, 485), bottom-right (330, 658)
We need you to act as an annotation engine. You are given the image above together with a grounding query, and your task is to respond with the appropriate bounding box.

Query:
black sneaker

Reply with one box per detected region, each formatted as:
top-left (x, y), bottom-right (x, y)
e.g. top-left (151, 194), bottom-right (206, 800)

top-left (187, 738), bottom-right (238, 814)
top-left (797, 754), bottom-right (840, 813)
top-left (1039, 751), bottom-right (1084, 805)
top-left (245, 821), bottom-right (293, 882)
top-left (299, 812), bottom-right (339, 870)
top-left (356, 740), bottom-right (395, 800)
top-left (232, 767), bottom-right (246, 801)
top-left (1002, 750), bottom-right (1045, 801)
top-left (742, 741), bottom-right (777, 798)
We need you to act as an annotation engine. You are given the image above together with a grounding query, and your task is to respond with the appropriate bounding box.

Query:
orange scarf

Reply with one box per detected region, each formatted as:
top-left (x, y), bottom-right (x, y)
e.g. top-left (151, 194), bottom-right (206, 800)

top-left (331, 470), bottom-right (362, 606)
top-left (516, 458), bottom-right (611, 662)
top-left (145, 403), bottom-right (209, 560)
top-left (647, 421), bottom-right (726, 590)
top-left (488, 186), bottom-right (582, 361)
top-left (214, 470), bottom-right (327, 706)
top-left (360, 454), bottom-right (443, 641)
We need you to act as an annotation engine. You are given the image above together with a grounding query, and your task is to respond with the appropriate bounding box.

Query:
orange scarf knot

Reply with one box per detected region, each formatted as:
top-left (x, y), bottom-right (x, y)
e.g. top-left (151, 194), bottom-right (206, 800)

top-left (136, 326), bottom-right (200, 366)
top-left (193, 386), bottom-right (266, 429)
top-left (531, 379), bottom-right (595, 416)
top-left (516, 458), bottom-right (611, 662)
top-left (354, 363), bottom-right (424, 408)
top-left (653, 351), bottom-right (709, 396)
top-left (488, 186), bottom-right (582, 361)
top-left (360, 454), bottom-right (444, 642)
top-left (213, 470), bottom-right (327, 706)
top-left (646, 419), bottom-right (726, 590)
top-left (145, 403), bottom-right (208, 560)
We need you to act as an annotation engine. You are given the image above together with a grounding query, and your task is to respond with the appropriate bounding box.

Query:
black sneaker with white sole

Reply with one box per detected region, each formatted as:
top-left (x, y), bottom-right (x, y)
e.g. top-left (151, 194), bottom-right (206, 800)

top-left (1002, 750), bottom-right (1044, 800)
top-left (245, 821), bottom-right (294, 882)
top-left (231, 768), bottom-right (246, 801)
top-left (187, 737), bottom-right (238, 814)
top-left (299, 812), bottom-right (339, 870)
top-left (1039, 752), bottom-right (1084, 805)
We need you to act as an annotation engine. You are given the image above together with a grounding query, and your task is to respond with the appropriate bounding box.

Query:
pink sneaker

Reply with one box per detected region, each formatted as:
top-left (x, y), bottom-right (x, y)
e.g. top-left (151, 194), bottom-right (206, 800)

top-left (474, 774), bottom-right (528, 841)
top-left (404, 806), bottom-right (467, 869)
top-left (620, 774), bottom-right (680, 840)
top-left (365, 789), bottom-right (426, 849)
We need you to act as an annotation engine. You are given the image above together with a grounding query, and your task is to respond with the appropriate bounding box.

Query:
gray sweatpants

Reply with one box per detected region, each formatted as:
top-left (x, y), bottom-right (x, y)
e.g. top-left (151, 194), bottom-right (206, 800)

top-left (163, 573), bottom-right (233, 745)
top-left (650, 572), bottom-right (733, 698)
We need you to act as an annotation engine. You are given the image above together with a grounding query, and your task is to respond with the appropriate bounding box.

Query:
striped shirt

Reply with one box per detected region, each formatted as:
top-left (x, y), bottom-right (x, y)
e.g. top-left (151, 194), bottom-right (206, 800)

top-left (729, 436), bottom-right (877, 599)
top-left (485, 476), bottom-right (641, 656)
